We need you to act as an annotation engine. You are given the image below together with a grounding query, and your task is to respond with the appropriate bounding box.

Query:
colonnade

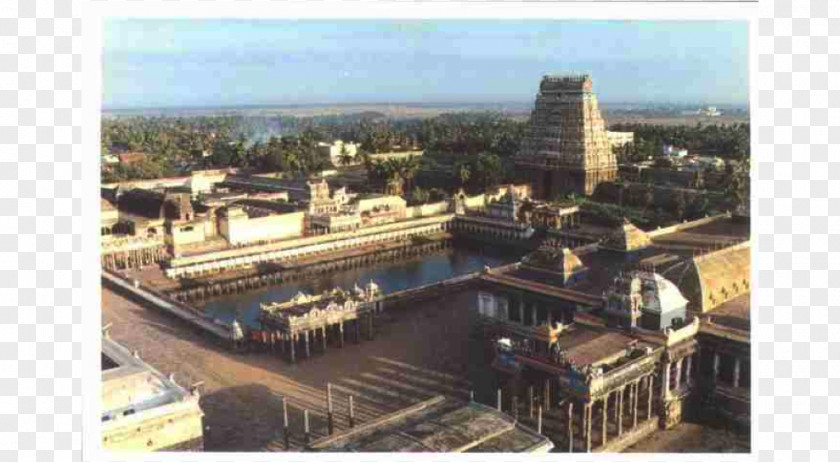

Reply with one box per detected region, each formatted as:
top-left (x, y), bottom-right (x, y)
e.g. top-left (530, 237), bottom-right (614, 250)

top-left (662, 352), bottom-right (696, 399)
top-left (708, 348), bottom-right (747, 389)
top-left (167, 219), bottom-right (453, 278)
top-left (101, 245), bottom-right (168, 271)
top-left (563, 372), bottom-right (657, 452)
top-left (454, 216), bottom-right (533, 241)
top-left (255, 311), bottom-right (376, 364)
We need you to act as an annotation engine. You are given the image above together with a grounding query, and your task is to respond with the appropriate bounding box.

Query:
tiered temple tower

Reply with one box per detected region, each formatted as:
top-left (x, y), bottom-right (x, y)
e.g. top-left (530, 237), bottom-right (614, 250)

top-left (516, 74), bottom-right (618, 199)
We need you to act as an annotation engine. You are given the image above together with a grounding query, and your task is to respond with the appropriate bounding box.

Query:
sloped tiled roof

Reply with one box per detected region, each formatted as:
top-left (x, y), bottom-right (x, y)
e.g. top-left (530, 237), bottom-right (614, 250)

top-left (601, 219), bottom-right (652, 252)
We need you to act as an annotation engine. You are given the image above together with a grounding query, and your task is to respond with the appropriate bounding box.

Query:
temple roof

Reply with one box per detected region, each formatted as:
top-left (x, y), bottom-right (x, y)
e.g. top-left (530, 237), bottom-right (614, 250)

top-left (117, 189), bottom-right (166, 220)
top-left (601, 219), bottom-right (652, 252)
top-left (523, 246), bottom-right (585, 278)
top-left (608, 271), bottom-right (688, 314)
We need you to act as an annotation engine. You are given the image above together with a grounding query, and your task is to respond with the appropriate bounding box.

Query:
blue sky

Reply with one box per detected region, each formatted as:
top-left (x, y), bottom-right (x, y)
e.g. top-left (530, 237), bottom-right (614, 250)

top-left (103, 19), bottom-right (749, 109)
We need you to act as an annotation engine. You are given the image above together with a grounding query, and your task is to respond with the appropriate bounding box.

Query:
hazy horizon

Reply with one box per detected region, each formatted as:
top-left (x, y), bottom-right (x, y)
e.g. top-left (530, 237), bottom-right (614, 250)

top-left (104, 19), bottom-right (749, 110)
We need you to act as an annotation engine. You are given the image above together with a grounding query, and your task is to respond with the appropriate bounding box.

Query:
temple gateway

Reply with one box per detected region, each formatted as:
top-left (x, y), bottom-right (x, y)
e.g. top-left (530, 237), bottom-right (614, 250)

top-left (516, 74), bottom-right (618, 199)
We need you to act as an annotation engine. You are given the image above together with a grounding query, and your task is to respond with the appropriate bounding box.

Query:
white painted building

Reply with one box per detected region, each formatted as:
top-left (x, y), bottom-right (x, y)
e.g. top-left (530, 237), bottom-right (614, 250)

top-left (318, 140), bottom-right (359, 167)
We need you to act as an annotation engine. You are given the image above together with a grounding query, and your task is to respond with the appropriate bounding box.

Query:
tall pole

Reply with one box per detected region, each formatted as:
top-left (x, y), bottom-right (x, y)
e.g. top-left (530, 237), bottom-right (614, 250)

top-left (537, 405), bottom-right (543, 435)
top-left (347, 395), bottom-right (356, 428)
top-left (304, 409), bottom-right (311, 446)
top-left (568, 401), bottom-right (574, 452)
top-left (327, 383), bottom-right (334, 435)
top-left (497, 388), bottom-right (502, 412)
top-left (544, 378), bottom-right (551, 412)
top-left (282, 397), bottom-right (290, 450)
top-left (528, 386), bottom-right (535, 419)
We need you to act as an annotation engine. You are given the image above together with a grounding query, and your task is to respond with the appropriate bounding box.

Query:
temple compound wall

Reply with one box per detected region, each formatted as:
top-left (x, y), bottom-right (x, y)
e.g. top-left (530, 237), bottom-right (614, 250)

top-left (515, 74), bottom-right (618, 199)
top-left (218, 207), bottom-right (306, 246)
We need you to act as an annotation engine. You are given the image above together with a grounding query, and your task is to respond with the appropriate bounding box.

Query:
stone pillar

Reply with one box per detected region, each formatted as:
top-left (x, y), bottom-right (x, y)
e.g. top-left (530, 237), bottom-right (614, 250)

top-left (632, 381), bottom-right (639, 428)
top-left (712, 351), bottom-right (720, 386)
top-left (567, 401), bottom-right (574, 452)
top-left (368, 312), bottom-right (375, 340)
top-left (601, 395), bottom-right (608, 447)
top-left (339, 322), bottom-right (345, 348)
top-left (579, 401), bottom-right (586, 441)
top-left (662, 361), bottom-right (671, 399)
top-left (544, 378), bottom-right (551, 411)
top-left (519, 298), bottom-right (525, 325)
top-left (585, 403), bottom-right (592, 452)
top-left (528, 386), bottom-right (535, 419)
top-left (612, 389), bottom-right (618, 422)
top-left (304, 330), bottom-right (311, 358)
top-left (617, 387), bottom-right (624, 436)
top-left (290, 334), bottom-right (296, 363)
top-left (321, 326), bottom-right (327, 352)
top-left (647, 375), bottom-right (653, 420)
top-left (675, 357), bottom-right (683, 391)
top-left (686, 354), bottom-right (693, 386)
top-left (531, 305), bottom-right (537, 326)
top-left (733, 357), bottom-right (741, 388)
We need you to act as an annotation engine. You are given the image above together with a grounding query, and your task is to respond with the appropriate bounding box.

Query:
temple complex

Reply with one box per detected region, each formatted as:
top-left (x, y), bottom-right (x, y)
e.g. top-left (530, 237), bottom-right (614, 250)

top-left (516, 74), bottom-right (618, 199)
top-left (472, 212), bottom-right (750, 452)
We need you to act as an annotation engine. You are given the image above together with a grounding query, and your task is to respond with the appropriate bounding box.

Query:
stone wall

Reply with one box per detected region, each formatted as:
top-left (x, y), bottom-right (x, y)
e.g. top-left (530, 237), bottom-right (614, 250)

top-left (102, 400), bottom-right (204, 451)
top-left (406, 201), bottom-right (449, 218)
top-left (220, 211), bottom-right (305, 246)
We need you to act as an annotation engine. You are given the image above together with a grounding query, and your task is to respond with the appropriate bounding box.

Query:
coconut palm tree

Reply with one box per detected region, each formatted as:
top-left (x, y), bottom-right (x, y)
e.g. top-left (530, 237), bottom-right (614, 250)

top-left (338, 144), bottom-right (354, 167)
top-left (397, 155), bottom-right (421, 192)
top-left (455, 162), bottom-right (471, 188)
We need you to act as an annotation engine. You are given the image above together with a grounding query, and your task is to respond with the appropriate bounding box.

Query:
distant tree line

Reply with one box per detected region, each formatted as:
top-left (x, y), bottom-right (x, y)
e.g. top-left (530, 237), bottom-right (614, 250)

top-left (101, 112), bottom-right (527, 184)
top-left (610, 122), bottom-right (750, 162)
top-left (102, 115), bottom-right (748, 213)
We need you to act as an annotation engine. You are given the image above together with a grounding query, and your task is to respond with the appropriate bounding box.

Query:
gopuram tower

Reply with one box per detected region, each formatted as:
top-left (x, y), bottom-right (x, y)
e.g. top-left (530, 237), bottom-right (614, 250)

top-left (515, 74), bottom-right (618, 199)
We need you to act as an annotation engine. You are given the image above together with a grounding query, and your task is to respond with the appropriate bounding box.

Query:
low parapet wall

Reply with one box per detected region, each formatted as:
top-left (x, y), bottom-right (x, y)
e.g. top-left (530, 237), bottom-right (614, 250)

top-left (646, 213), bottom-right (732, 238)
top-left (102, 270), bottom-right (230, 341)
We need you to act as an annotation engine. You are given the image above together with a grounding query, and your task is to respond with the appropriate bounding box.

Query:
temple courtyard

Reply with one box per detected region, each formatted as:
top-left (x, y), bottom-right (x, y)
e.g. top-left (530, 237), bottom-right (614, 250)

top-left (103, 283), bottom-right (748, 452)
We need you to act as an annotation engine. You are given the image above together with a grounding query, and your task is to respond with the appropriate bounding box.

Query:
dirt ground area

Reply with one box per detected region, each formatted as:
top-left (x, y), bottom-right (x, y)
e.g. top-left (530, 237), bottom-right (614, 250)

top-left (102, 286), bottom-right (497, 451)
top-left (103, 284), bottom-right (750, 453)
top-left (627, 420), bottom-right (750, 453)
